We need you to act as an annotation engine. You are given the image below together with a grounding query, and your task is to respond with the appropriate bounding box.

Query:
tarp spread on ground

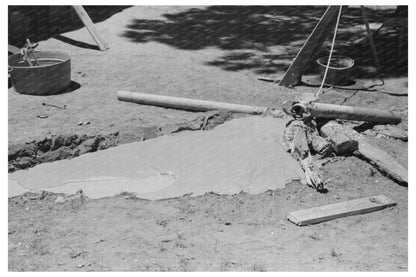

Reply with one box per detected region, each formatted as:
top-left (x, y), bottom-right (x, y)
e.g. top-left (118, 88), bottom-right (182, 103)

top-left (8, 117), bottom-right (304, 200)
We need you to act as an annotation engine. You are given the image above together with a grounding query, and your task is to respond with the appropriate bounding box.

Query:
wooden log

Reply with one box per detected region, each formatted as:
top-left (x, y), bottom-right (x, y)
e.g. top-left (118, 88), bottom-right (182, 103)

top-left (117, 90), bottom-right (270, 115)
top-left (284, 120), bottom-right (310, 160)
top-left (300, 155), bottom-right (325, 191)
top-left (344, 128), bottom-right (408, 184)
top-left (287, 194), bottom-right (396, 226)
top-left (279, 6), bottom-right (341, 87)
top-left (320, 120), bottom-right (358, 154)
top-left (73, 5), bottom-right (109, 51)
top-left (284, 120), bottom-right (325, 191)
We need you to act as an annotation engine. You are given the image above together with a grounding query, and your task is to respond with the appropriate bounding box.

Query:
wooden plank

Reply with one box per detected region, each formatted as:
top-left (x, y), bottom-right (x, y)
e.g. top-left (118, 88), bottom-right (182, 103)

top-left (279, 6), bottom-right (340, 87)
top-left (287, 195), bottom-right (396, 226)
top-left (73, 5), bottom-right (109, 51)
top-left (345, 128), bottom-right (408, 184)
top-left (8, 44), bottom-right (20, 54)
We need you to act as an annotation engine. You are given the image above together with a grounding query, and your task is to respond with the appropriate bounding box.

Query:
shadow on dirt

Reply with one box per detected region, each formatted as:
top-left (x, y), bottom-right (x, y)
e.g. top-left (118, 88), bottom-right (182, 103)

top-left (122, 5), bottom-right (407, 77)
top-left (54, 34), bottom-right (100, 50)
top-left (8, 80), bottom-right (81, 96)
top-left (9, 6), bottom-right (131, 48)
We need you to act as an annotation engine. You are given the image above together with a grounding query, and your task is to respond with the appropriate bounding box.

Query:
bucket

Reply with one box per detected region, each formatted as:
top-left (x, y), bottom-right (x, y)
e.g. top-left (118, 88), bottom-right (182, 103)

top-left (316, 56), bottom-right (354, 86)
top-left (8, 51), bottom-right (71, 95)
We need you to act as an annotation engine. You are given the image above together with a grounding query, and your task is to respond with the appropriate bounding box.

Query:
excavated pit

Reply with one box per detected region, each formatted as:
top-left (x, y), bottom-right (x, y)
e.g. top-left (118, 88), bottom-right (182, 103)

top-left (8, 111), bottom-right (234, 173)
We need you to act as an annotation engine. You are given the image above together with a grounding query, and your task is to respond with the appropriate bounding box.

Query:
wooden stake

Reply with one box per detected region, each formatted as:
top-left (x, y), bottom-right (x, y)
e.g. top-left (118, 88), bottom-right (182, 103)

top-left (73, 5), bottom-right (109, 51)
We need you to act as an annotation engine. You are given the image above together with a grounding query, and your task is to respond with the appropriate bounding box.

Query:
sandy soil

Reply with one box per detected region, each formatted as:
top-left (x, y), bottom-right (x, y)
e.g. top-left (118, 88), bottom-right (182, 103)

top-left (8, 156), bottom-right (407, 271)
top-left (8, 6), bottom-right (408, 271)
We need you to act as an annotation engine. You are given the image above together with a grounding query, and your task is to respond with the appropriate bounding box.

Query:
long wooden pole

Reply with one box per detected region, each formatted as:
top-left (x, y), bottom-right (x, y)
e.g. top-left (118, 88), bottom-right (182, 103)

top-left (117, 90), bottom-right (270, 114)
top-left (73, 5), bottom-right (109, 51)
top-left (360, 5), bottom-right (381, 71)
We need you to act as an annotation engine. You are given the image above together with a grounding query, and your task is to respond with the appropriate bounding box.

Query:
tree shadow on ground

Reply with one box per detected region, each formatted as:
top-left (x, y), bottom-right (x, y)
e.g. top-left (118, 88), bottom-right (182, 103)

top-left (122, 6), bottom-right (407, 78)
top-left (9, 6), bottom-right (131, 48)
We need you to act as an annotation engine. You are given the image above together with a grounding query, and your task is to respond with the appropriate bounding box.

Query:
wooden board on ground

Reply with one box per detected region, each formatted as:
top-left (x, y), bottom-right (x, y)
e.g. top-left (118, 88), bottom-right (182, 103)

top-left (345, 127), bottom-right (408, 184)
top-left (287, 195), bottom-right (396, 226)
top-left (73, 5), bottom-right (109, 51)
top-left (279, 6), bottom-right (340, 87)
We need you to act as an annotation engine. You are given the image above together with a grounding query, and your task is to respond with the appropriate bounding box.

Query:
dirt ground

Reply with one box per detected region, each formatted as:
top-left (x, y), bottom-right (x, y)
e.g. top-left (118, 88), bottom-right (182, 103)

top-left (8, 6), bottom-right (408, 271)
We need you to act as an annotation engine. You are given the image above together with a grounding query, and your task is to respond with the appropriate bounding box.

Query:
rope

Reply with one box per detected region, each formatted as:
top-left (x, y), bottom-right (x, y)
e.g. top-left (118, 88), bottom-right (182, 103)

top-left (313, 6), bottom-right (343, 100)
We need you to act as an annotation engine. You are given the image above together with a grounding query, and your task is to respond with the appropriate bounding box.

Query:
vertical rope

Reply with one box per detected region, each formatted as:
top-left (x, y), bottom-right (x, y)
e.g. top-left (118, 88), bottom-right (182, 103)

top-left (314, 6), bottom-right (343, 100)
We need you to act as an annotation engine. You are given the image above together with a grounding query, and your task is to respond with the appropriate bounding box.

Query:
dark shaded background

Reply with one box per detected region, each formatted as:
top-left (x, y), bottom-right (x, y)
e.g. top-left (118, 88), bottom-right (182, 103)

top-left (9, 6), bottom-right (407, 77)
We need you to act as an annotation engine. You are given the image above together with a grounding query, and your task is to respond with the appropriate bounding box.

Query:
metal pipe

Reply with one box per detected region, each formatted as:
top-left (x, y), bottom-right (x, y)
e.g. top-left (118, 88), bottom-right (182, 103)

top-left (307, 102), bottom-right (401, 124)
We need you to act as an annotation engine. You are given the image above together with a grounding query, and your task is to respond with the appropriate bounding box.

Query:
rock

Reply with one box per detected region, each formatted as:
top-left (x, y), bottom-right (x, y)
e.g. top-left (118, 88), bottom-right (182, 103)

top-left (69, 135), bottom-right (81, 145)
top-left (73, 149), bottom-right (80, 157)
top-left (54, 196), bottom-right (67, 204)
top-left (79, 134), bottom-right (88, 143)
top-left (42, 147), bottom-right (72, 163)
top-left (19, 143), bottom-right (37, 157)
top-left (8, 143), bottom-right (24, 161)
top-left (37, 138), bottom-right (52, 152)
top-left (92, 239), bottom-right (105, 244)
top-left (141, 126), bottom-right (159, 140)
top-left (51, 135), bottom-right (64, 151)
top-left (16, 156), bottom-right (34, 169)
top-left (78, 137), bottom-right (99, 155)
top-left (24, 191), bottom-right (47, 200)
top-left (62, 135), bottom-right (72, 146)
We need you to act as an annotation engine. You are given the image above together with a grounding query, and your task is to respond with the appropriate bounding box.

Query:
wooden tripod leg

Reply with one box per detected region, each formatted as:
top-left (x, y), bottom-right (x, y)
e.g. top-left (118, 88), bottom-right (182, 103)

top-left (360, 6), bottom-right (381, 71)
top-left (8, 44), bottom-right (20, 54)
top-left (73, 5), bottom-right (109, 51)
top-left (279, 6), bottom-right (341, 87)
